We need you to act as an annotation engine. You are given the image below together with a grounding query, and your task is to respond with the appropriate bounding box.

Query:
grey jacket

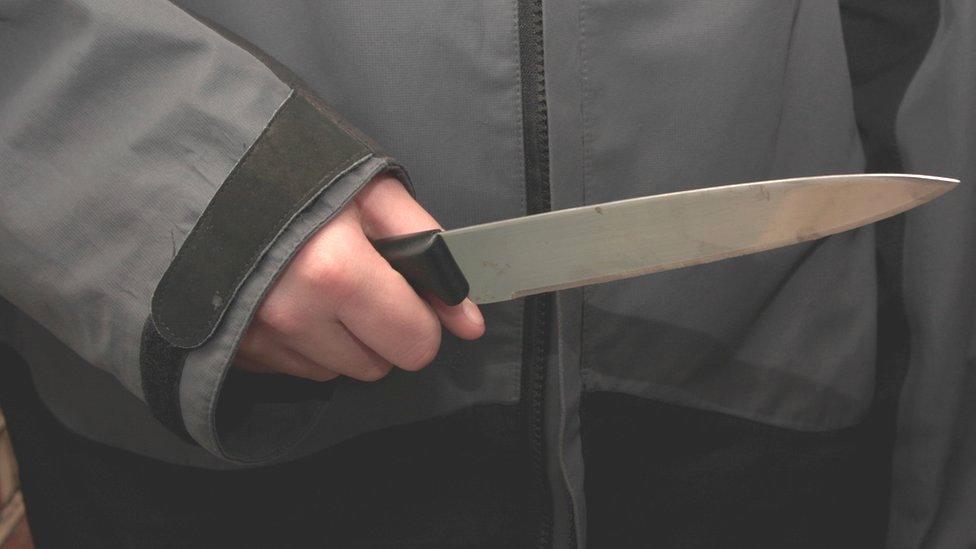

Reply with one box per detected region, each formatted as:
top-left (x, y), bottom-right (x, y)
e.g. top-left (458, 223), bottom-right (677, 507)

top-left (1, 0), bottom-right (973, 546)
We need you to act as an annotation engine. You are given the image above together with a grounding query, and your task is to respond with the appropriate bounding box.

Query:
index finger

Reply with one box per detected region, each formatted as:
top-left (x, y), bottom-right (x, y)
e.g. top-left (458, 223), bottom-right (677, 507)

top-left (355, 174), bottom-right (441, 239)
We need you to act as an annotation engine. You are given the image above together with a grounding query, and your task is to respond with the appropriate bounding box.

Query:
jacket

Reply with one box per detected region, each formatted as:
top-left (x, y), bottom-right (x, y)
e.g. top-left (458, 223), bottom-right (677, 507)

top-left (1, 0), bottom-right (974, 546)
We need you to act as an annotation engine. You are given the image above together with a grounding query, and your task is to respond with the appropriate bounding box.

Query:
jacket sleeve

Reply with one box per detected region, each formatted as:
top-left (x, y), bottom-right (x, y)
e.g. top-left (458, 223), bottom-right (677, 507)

top-left (885, 1), bottom-right (976, 546)
top-left (0, 1), bottom-right (407, 463)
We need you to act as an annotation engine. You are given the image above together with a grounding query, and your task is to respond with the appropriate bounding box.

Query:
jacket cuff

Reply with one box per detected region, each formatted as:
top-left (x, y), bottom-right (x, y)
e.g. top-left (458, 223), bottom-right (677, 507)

top-left (139, 91), bottom-right (410, 462)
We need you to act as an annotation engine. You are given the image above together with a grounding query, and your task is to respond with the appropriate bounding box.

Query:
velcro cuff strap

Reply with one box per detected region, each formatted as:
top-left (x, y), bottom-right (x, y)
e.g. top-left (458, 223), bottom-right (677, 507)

top-left (151, 92), bottom-right (372, 348)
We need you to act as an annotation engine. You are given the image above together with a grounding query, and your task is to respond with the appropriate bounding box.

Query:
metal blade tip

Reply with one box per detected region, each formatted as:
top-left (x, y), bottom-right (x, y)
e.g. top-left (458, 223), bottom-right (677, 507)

top-left (876, 173), bottom-right (959, 203)
top-left (894, 173), bottom-right (959, 188)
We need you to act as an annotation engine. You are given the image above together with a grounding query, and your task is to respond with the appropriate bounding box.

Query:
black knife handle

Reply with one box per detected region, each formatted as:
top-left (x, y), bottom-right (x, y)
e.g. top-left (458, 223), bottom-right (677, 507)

top-left (372, 229), bottom-right (470, 306)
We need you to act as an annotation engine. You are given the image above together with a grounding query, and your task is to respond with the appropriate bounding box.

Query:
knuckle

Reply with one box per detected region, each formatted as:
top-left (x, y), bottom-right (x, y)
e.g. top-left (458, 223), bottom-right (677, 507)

top-left (255, 300), bottom-right (304, 337)
top-left (299, 252), bottom-right (343, 287)
top-left (300, 254), bottom-right (361, 304)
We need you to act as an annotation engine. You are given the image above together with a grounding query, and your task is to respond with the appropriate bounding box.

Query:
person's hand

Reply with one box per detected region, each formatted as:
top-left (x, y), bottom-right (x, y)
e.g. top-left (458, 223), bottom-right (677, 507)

top-left (233, 174), bottom-right (485, 381)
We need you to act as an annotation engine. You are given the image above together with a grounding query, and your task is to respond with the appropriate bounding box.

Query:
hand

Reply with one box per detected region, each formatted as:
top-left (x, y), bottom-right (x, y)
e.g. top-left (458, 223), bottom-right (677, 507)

top-left (233, 174), bottom-right (485, 381)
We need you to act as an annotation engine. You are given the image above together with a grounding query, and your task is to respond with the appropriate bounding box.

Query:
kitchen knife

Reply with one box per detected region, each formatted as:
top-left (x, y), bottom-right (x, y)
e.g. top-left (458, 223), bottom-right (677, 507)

top-left (373, 174), bottom-right (957, 305)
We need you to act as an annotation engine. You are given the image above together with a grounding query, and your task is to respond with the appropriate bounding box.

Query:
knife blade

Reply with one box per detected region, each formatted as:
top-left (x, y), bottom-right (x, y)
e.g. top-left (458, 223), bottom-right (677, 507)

top-left (373, 174), bottom-right (957, 305)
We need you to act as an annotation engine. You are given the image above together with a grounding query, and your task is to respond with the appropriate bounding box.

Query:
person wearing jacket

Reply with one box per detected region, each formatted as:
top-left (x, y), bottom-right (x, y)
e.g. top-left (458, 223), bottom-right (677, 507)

top-left (0, 0), bottom-right (973, 546)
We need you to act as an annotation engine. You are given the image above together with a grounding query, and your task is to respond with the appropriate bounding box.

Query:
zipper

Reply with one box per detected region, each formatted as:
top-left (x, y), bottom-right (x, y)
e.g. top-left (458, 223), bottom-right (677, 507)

top-left (516, 0), bottom-right (557, 546)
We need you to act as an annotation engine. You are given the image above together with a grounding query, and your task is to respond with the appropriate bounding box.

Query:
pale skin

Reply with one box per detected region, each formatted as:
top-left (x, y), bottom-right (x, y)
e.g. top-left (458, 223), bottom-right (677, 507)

top-left (233, 174), bottom-right (486, 381)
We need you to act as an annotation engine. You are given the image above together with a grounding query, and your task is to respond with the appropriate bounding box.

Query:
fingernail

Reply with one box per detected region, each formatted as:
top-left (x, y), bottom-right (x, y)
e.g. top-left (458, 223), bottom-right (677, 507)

top-left (462, 299), bottom-right (485, 326)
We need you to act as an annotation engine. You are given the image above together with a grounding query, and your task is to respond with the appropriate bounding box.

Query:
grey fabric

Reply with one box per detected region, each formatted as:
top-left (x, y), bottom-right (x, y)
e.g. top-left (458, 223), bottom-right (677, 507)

top-left (545, 0), bottom-right (589, 542)
top-left (889, 0), bottom-right (976, 545)
top-left (140, 88), bottom-right (392, 453)
top-left (2, 0), bottom-right (974, 545)
top-left (172, 0), bottom-right (529, 457)
top-left (0, 0), bottom-right (303, 460)
top-left (5, 303), bottom-right (239, 468)
top-left (0, 0), bottom-right (289, 397)
top-left (577, 0), bottom-right (874, 433)
top-left (0, 0), bottom-right (411, 465)
top-left (549, 290), bottom-right (587, 546)
top-left (1, 156), bottom-right (402, 467)
top-left (179, 156), bottom-right (414, 462)
top-left (150, 92), bottom-right (372, 349)
top-left (3, 0), bottom-right (529, 466)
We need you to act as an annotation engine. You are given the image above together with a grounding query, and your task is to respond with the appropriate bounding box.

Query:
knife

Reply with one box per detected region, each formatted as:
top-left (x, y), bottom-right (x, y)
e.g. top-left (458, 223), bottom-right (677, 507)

top-left (373, 174), bottom-right (957, 305)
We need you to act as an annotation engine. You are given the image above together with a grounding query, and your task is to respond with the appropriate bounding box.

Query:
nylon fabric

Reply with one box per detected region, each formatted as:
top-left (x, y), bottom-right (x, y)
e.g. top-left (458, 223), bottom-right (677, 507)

top-left (889, 0), bottom-right (976, 545)
top-left (181, 156), bottom-right (419, 463)
top-left (578, 0), bottom-right (874, 433)
top-left (150, 93), bottom-right (371, 349)
top-left (172, 0), bottom-right (528, 462)
top-left (2, 1), bottom-right (975, 546)
top-left (0, 0), bottom-right (290, 399)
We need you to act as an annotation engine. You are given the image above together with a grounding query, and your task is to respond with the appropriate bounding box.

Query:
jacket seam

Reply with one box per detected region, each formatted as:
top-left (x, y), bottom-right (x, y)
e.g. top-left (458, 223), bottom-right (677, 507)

top-left (580, 368), bottom-right (875, 433)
